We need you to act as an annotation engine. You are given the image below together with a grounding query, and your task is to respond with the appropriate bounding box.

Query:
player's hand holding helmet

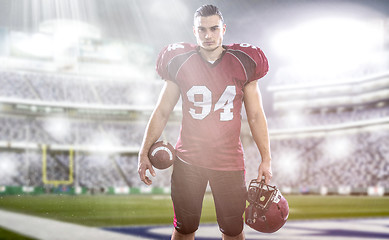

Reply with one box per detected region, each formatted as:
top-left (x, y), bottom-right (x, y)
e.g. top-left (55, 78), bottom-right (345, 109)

top-left (245, 179), bottom-right (289, 233)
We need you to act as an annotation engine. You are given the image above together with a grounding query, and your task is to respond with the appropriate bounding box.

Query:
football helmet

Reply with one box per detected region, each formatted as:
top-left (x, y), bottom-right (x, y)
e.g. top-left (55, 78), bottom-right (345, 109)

top-left (245, 179), bottom-right (289, 233)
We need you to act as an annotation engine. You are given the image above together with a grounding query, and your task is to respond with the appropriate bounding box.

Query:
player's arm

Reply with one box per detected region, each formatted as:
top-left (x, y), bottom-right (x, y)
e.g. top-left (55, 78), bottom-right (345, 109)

top-left (138, 80), bottom-right (180, 185)
top-left (243, 80), bottom-right (272, 184)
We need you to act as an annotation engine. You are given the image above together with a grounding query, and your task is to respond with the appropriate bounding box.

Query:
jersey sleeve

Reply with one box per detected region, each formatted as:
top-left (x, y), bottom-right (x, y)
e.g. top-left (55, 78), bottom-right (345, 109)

top-left (229, 43), bottom-right (269, 82)
top-left (156, 42), bottom-right (195, 81)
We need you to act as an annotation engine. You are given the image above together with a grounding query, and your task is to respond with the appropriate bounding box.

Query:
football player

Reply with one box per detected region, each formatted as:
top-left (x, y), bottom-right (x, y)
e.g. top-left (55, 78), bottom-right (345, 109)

top-left (138, 4), bottom-right (272, 240)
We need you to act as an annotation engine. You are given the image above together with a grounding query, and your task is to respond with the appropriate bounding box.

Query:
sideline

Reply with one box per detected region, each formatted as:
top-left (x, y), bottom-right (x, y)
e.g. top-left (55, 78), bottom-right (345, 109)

top-left (0, 209), bottom-right (147, 240)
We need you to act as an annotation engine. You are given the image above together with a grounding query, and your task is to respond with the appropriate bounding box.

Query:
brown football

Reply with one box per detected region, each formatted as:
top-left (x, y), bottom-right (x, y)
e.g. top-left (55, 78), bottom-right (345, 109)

top-left (148, 141), bottom-right (175, 169)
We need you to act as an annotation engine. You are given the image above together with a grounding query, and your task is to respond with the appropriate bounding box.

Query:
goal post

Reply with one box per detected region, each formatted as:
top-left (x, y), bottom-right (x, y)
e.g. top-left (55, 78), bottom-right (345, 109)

top-left (42, 144), bottom-right (74, 187)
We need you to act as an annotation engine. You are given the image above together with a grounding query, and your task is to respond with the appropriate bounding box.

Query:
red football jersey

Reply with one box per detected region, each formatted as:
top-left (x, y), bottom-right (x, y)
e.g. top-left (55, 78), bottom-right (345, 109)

top-left (156, 42), bottom-right (268, 171)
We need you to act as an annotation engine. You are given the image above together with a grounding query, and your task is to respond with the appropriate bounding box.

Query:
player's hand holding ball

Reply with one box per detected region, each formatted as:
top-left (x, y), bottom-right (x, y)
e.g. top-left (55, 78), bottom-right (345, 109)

top-left (148, 141), bottom-right (175, 169)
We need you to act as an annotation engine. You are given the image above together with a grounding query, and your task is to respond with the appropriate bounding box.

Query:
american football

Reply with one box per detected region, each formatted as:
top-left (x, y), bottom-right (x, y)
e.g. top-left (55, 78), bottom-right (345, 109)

top-left (148, 141), bottom-right (175, 169)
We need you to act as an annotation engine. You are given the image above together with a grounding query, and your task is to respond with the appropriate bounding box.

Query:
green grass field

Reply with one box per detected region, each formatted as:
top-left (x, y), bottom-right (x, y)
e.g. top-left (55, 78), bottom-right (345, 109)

top-left (0, 194), bottom-right (389, 239)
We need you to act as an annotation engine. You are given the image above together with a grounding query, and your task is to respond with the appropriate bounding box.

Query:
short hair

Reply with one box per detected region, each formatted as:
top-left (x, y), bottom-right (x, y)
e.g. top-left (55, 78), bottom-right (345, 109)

top-left (194, 4), bottom-right (224, 24)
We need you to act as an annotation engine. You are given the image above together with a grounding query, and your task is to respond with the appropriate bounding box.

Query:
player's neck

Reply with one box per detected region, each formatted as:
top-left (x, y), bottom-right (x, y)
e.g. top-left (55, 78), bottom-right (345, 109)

top-left (199, 45), bottom-right (225, 62)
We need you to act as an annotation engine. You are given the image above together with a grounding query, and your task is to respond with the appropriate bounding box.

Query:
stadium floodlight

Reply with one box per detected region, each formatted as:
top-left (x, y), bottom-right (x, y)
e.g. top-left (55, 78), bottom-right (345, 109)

top-left (39, 19), bottom-right (101, 62)
top-left (101, 42), bottom-right (126, 61)
top-left (12, 33), bottom-right (54, 58)
top-left (39, 19), bottom-right (100, 40)
top-left (272, 17), bottom-right (384, 82)
top-left (0, 156), bottom-right (17, 179)
top-left (130, 86), bottom-right (154, 106)
top-left (43, 116), bottom-right (70, 140)
top-left (275, 149), bottom-right (300, 180)
top-left (88, 132), bottom-right (121, 154)
top-left (283, 110), bottom-right (307, 128)
top-left (322, 135), bottom-right (353, 161)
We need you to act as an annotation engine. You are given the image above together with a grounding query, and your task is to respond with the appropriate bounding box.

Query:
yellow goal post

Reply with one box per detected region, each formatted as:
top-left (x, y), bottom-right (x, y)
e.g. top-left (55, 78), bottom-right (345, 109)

top-left (41, 144), bottom-right (74, 187)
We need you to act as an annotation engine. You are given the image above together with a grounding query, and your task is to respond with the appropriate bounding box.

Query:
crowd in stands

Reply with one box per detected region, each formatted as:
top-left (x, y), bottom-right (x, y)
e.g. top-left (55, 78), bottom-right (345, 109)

top-left (267, 106), bottom-right (389, 130)
top-left (0, 68), bottom-right (388, 191)
top-left (271, 62), bottom-right (389, 87)
top-left (0, 116), bottom-right (149, 147)
top-left (244, 130), bottom-right (389, 189)
top-left (1, 125), bottom-right (387, 190)
top-left (0, 69), bottom-right (163, 106)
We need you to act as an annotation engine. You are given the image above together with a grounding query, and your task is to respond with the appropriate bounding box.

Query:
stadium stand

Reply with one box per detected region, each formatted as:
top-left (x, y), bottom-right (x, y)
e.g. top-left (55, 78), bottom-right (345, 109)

top-left (0, 69), bottom-right (162, 106)
top-left (243, 129), bottom-right (389, 189)
top-left (0, 66), bottom-right (388, 195)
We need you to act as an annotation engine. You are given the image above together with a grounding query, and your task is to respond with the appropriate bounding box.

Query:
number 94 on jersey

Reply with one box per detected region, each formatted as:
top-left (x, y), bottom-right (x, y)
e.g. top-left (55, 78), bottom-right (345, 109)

top-left (186, 85), bottom-right (236, 121)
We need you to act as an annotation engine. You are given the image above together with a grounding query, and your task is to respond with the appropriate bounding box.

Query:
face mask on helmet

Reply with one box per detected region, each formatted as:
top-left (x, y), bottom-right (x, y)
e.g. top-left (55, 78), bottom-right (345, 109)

top-left (245, 179), bottom-right (289, 233)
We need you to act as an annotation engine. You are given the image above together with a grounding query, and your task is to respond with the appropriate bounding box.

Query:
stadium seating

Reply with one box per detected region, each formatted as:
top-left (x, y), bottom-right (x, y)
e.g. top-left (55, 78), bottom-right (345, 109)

top-left (0, 68), bottom-right (388, 193)
top-left (244, 130), bottom-right (389, 189)
top-left (0, 69), bottom-right (162, 105)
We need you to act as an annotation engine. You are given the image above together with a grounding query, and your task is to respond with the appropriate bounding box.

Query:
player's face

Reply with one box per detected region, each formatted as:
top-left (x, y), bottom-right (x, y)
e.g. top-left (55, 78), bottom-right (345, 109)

top-left (193, 15), bottom-right (226, 52)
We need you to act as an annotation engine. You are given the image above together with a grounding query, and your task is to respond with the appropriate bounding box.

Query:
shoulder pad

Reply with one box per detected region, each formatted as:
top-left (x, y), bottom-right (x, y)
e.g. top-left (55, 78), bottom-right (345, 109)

top-left (226, 43), bottom-right (269, 81)
top-left (156, 43), bottom-right (197, 80)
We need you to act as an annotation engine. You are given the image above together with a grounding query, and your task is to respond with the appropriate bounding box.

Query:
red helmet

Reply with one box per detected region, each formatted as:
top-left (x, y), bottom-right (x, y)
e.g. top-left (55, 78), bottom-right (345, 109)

top-left (245, 179), bottom-right (289, 233)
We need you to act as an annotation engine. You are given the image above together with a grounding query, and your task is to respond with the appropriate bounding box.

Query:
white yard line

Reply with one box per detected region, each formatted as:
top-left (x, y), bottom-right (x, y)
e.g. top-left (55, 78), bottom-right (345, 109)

top-left (0, 209), bottom-right (148, 240)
